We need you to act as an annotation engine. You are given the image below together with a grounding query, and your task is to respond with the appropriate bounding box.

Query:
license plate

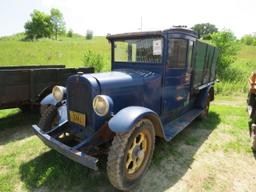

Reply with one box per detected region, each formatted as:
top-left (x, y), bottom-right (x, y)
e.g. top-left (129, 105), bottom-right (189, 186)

top-left (69, 111), bottom-right (86, 127)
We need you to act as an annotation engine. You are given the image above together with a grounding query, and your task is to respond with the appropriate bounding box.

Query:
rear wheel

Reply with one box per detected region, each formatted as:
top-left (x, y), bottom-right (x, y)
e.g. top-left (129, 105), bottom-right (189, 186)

top-left (38, 105), bottom-right (58, 132)
top-left (199, 96), bottom-right (210, 120)
top-left (107, 119), bottom-right (155, 191)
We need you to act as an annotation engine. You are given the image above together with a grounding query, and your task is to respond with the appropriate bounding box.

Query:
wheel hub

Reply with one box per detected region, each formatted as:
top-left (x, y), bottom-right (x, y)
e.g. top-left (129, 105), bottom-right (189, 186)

top-left (126, 132), bottom-right (147, 175)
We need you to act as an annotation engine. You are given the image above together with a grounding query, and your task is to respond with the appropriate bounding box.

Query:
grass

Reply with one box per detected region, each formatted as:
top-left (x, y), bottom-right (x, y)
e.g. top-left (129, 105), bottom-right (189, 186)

top-left (216, 45), bottom-right (256, 95)
top-left (0, 96), bottom-right (255, 192)
top-left (0, 33), bottom-right (111, 71)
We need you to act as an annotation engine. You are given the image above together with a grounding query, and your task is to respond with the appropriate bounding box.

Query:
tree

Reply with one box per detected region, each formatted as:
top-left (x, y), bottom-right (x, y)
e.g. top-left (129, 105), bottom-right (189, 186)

top-left (50, 8), bottom-right (66, 40)
top-left (211, 30), bottom-right (240, 79)
top-left (241, 34), bottom-right (255, 45)
top-left (67, 29), bottom-right (73, 38)
top-left (24, 10), bottom-right (52, 40)
top-left (86, 30), bottom-right (93, 40)
top-left (192, 23), bottom-right (218, 39)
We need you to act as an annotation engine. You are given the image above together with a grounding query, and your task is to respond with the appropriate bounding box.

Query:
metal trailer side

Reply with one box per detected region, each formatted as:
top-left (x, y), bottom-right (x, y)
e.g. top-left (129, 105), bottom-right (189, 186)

top-left (0, 65), bottom-right (94, 109)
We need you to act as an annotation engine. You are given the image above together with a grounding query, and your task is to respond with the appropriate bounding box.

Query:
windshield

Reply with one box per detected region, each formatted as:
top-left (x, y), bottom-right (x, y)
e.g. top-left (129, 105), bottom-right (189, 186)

top-left (114, 37), bottom-right (163, 63)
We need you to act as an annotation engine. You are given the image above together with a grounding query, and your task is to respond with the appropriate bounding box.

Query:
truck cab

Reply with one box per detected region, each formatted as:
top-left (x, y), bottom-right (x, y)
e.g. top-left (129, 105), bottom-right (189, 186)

top-left (33, 27), bottom-right (218, 191)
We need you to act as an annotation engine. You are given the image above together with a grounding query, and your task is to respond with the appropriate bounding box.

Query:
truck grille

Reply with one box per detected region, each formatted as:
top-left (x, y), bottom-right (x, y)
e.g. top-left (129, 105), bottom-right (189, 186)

top-left (67, 81), bottom-right (93, 133)
top-left (68, 82), bottom-right (90, 113)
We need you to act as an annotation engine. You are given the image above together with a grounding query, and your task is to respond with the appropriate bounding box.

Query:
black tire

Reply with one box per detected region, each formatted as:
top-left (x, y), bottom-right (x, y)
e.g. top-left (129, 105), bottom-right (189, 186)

top-left (40, 104), bottom-right (50, 116)
top-left (38, 105), bottom-right (58, 132)
top-left (198, 96), bottom-right (210, 120)
top-left (107, 119), bottom-right (155, 191)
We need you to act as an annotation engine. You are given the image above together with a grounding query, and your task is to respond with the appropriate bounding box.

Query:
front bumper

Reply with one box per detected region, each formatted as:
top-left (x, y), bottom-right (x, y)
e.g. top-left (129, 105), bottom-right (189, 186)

top-left (32, 125), bottom-right (98, 170)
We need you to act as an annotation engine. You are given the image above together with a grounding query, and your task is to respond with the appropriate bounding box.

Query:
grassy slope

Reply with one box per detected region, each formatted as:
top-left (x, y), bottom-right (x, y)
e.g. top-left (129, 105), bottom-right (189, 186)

top-left (0, 33), bottom-right (111, 71)
top-left (0, 96), bottom-right (255, 192)
top-left (216, 45), bottom-right (256, 95)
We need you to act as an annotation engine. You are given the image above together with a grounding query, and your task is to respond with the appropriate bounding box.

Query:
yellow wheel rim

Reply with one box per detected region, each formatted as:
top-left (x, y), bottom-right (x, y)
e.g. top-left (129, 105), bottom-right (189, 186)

top-left (126, 132), bottom-right (147, 175)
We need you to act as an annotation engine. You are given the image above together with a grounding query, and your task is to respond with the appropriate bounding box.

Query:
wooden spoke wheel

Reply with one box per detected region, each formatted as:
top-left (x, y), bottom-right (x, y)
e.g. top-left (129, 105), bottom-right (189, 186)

top-left (107, 119), bottom-right (155, 191)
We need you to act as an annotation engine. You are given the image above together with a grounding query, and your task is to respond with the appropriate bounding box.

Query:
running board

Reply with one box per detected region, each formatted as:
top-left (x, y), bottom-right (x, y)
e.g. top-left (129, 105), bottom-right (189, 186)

top-left (163, 109), bottom-right (203, 141)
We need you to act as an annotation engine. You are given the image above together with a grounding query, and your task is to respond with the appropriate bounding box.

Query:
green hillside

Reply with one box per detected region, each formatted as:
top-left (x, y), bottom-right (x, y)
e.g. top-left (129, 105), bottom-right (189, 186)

top-left (215, 45), bottom-right (256, 95)
top-left (0, 33), bottom-right (111, 71)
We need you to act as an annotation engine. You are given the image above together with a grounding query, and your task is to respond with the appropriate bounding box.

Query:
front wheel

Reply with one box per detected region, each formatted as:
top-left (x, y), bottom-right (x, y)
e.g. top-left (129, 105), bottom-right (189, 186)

top-left (107, 119), bottom-right (155, 191)
top-left (38, 105), bottom-right (58, 132)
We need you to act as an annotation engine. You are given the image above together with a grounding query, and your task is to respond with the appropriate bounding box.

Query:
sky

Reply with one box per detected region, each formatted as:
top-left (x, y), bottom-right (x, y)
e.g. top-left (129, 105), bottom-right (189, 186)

top-left (0, 0), bottom-right (255, 38)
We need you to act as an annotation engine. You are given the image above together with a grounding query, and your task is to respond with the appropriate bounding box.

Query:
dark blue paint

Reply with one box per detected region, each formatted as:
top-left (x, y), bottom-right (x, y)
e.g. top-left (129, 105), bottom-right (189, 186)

top-left (108, 106), bottom-right (161, 133)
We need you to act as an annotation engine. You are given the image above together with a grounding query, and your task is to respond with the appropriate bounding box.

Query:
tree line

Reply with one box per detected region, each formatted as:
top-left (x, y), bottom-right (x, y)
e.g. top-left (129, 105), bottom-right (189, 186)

top-left (24, 8), bottom-right (93, 40)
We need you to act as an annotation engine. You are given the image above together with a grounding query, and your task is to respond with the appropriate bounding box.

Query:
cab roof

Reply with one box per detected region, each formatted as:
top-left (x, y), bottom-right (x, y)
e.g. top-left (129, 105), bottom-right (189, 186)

top-left (107, 27), bottom-right (198, 40)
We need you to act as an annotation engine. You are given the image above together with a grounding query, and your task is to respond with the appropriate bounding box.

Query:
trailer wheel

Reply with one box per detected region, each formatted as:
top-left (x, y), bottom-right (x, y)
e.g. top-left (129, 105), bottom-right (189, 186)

top-left (38, 106), bottom-right (58, 132)
top-left (19, 104), bottom-right (32, 113)
top-left (107, 119), bottom-right (155, 191)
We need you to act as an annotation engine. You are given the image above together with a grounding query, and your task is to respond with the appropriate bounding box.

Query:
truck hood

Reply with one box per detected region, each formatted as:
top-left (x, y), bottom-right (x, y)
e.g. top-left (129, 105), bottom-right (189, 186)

top-left (90, 69), bottom-right (159, 91)
top-left (89, 69), bottom-right (161, 113)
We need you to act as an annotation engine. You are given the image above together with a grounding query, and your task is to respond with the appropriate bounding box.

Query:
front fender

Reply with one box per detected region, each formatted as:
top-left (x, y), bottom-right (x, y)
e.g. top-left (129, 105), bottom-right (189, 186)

top-left (108, 106), bottom-right (162, 134)
top-left (40, 93), bottom-right (58, 106)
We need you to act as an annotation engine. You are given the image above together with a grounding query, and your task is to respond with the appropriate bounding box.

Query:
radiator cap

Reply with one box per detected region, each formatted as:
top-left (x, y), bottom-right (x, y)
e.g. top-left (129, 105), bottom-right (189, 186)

top-left (77, 71), bottom-right (84, 75)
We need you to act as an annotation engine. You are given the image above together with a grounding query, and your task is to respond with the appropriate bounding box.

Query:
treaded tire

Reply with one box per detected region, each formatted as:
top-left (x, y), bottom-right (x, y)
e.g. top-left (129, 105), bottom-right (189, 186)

top-left (38, 105), bottom-right (58, 132)
top-left (107, 119), bottom-right (155, 191)
top-left (198, 96), bottom-right (210, 120)
top-left (40, 104), bottom-right (50, 116)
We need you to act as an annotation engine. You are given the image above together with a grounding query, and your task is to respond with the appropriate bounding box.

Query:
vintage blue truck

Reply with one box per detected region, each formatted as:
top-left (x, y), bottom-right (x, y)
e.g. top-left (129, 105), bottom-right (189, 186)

top-left (33, 27), bottom-right (218, 190)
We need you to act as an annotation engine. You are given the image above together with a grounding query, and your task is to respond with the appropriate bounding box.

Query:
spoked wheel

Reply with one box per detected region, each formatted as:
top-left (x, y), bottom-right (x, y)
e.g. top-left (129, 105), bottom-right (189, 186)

top-left (107, 119), bottom-right (155, 191)
top-left (38, 105), bottom-right (59, 132)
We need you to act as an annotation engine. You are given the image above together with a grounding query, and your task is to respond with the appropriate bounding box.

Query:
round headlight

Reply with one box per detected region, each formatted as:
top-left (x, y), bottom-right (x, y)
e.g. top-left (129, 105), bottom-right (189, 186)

top-left (52, 86), bottom-right (65, 102)
top-left (93, 95), bottom-right (110, 116)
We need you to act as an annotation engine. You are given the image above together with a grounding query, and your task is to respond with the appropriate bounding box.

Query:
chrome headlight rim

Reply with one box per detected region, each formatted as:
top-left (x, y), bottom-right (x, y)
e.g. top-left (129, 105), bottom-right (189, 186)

top-left (52, 86), bottom-right (66, 102)
top-left (93, 95), bottom-right (112, 117)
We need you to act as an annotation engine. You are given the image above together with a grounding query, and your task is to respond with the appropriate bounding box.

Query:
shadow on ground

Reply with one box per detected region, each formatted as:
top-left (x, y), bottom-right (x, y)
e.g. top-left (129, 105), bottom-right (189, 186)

top-left (19, 111), bottom-right (220, 192)
top-left (0, 110), bottom-right (39, 145)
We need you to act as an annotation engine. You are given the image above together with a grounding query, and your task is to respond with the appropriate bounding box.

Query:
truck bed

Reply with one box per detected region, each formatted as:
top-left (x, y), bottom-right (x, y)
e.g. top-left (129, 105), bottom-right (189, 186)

top-left (0, 65), bottom-right (94, 109)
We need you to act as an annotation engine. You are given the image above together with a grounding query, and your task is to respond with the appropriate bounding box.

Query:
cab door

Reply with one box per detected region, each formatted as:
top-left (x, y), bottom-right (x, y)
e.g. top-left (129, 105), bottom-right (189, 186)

top-left (163, 37), bottom-right (194, 116)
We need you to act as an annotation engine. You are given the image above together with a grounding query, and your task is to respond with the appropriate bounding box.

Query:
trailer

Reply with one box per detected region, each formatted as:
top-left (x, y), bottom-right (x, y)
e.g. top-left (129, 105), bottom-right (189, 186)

top-left (0, 65), bottom-right (94, 111)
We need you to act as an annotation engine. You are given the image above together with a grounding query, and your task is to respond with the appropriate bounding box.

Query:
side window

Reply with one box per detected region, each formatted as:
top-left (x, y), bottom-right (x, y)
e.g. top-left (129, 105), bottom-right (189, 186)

top-left (168, 39), bottom-right (188, 68)
top-left (187, 40), bottom-right (194, 69)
